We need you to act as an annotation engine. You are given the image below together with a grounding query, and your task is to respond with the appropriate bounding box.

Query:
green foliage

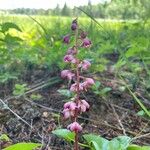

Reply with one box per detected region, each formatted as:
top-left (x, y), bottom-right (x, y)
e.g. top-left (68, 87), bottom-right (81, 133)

top-left (13, 84), bottom-right (28, 96)
top-left (52, 129), bottom-right (75, 142)
top-left (92, 81), bottom-right (112, 96)
top-left (30, 93), bottom-right (42, 100)
top-left (3, 143), bottom-right (41, 150)
top-left (57, 89), bottom-right (73, 98)
top-left (83, 134), bottom-right (131, 150)
top-left (0, 73), bottom-right (18, 83)
top-left (0, 134), bottom-right (10, 141)
top-left (1, 22), bottom-right (22, 33)
top-left (127, 145), bottom-right (150, 150)
top-left (52, 129), bottom-right (133, 150)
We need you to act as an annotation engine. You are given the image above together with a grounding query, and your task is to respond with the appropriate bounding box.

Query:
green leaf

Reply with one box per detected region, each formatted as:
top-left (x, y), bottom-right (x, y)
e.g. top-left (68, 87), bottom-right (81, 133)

top-left (108, 139), bottom-right (121, 150)
top-left (127, 145), bottom-right (150, 150)
top-left (3, 143), bottom-right (41, 150)
top-left (108, 136), bottom-right (131, 150)
top-left (57, 89), bottom-right (72, 98)
top-left (4, 34), bottom-right (23, 45)
top-left (52, 129), bottom-right (75, 142)
top-left (113, 136), bottom-right (131, 149)
top-left (100, 87), bottom-right (112, 95)
top-left (1, 22), bottom-right (22, 33)
top-left (137, 110), bottom-right (145, 116)
top-left (83, 134), bottom-right (109, 150)
top-left (0, 134), bottom-right (10, 141)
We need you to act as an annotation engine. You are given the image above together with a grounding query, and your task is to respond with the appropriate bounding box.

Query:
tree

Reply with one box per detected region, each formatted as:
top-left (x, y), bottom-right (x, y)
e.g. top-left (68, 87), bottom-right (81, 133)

top-left (61, 3), bottom-right (70, 16)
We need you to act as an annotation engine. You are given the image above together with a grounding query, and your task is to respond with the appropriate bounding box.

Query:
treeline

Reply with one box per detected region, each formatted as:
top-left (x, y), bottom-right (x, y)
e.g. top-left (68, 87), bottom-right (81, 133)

top-left (1, 0), bottom-right (150, 19)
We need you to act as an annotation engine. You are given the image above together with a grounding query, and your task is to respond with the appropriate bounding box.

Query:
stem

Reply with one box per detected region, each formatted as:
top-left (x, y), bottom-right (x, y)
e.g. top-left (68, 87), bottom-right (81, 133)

top-left (74, 131), bottom-right (78, 150)
top-left (74, 20), bottom-right (80, 150)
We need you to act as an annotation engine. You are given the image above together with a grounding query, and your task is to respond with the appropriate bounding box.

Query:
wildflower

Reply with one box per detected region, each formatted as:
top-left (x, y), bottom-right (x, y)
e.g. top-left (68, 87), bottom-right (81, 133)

top-left (67, 122), bottom-right (82, 132)
top-left (81, 60), bottom-right (91, 70)
top-left (64, 101), bottom-right (77, 110)
top-left (78, 100), bottom-right (90, 112)
top-left (81, 78), bottom-right (95, 90)
top-left (70, 83), bottom-right (84, 92)
top-left (85, 78), bottom-right (95, 86)
top-left (67, 47), bottom-right (77, 55)
top-left (63, 108), bottom-right (75, 119)
top-left (61, 70), bottom-right (75, 80)
top-left (64, 55), bottom-right (74, 62)
top-left (63, 35), bottom-right (70, 44)
top-left (82, 38), bottom-right (92, 48)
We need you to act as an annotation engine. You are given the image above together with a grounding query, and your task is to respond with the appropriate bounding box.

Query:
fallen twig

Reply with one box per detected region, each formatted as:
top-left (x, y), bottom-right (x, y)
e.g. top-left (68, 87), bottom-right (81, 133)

top-left (0, 98), bottom-right (32, 128)
top-left (110, 104), bottom-right (127, 135)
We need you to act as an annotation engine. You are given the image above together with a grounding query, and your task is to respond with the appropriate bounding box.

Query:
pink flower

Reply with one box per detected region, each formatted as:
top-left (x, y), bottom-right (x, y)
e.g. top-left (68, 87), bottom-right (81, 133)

top-left (63, 35), bottom-right (70, 44)
top-left (67, 47), bottom-right (77, 55)
top-left (64, 101), bottom-right (77, 110)
top-left (81, 60), bottom-right (91, 70)
top-left (78, 100), bottom-right (90, 112)
top-left (61, 70), bottom-right (75, 80)
top-left (81, 78), bottom-right (95, 90)
top-left (63, 108), bottom-right (75, 119)
top-left (67, 122), bottom-right (82, 132)
top-left (63, 101), bottom-right (77, 119)
top-left (85, 78), bottom-right (95, 86)
top-left (70, 83), bottom-right (84, 92)
top-left (64, 55), bottom-right (74, 62)
top-left (82, 38), bottom-right (92, 48)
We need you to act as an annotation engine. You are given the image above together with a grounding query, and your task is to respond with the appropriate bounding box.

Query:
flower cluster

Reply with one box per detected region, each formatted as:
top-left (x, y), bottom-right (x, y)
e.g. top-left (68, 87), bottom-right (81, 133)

top-left (61, 19), bottom-right (94, 134)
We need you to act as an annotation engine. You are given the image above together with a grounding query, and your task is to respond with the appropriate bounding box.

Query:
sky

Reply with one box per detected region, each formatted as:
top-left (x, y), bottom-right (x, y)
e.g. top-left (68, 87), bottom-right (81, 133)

top-left (0, 0), bottom-right (111, 10)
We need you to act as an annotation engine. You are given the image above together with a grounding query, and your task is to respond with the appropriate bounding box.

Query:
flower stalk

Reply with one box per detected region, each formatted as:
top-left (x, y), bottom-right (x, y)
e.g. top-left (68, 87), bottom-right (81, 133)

top-left (61, 18), bottom-right (94, 150)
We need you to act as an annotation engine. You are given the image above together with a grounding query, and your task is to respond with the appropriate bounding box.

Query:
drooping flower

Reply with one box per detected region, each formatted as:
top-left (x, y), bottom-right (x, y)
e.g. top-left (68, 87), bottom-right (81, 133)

top-left (67, 122), bottom-right (82, 132)
top-left (81, 60), bottom-right (91, 70)
top-left (64, 54), bottom-right (74, 62)
top-left (63, 35), bottom-right (70, 44)
top-left (63, 108), bottom-right (75, 119)
top-left (81, 78), bottom-right (95, 90)
top-left (67, 47), bottom-right (77, 55)
top-left (82, 38), bottom-right (92, 48)
top-left (61, 70), bottom-right (75, 80)
top-left (64, 101), bottom-right (77, 110)
top-left (63, 101), bottom-right (77, 119)
top-left (85, 78), bottom-right (95, 86)
top-left (78, 100), bottom-right (90, 112)
top-left (70, 83), bottom-right (84, 92)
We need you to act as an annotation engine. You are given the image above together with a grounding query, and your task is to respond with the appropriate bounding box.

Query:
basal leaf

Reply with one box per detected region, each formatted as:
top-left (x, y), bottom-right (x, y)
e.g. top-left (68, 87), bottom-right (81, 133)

top-left (52, 129), bottom-right (75, 142)
top-left (3, 142), bottom-right (41, 150)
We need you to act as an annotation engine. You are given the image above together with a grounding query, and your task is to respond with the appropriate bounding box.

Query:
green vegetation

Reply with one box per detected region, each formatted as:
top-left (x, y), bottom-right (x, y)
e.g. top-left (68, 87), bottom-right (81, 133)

top-left (0, 1), bottom-right (150, 149)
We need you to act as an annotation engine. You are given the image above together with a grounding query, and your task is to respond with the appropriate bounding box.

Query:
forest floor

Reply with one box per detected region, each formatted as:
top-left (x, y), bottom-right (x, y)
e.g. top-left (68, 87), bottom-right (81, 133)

top-left (0, 65), bottom-right (150, 150)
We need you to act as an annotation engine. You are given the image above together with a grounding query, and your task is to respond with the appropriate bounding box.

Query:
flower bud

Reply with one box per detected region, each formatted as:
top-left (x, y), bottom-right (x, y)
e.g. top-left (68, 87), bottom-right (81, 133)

top-left (63, 35), bottom-right (70, 44)
top-left (82, 38), bottom-right (92, 48)
top-left (63, 108), bottom-right (75, 119)
top-left (71, 23), bottom-right (77, 31)
top-left (80, 31), bottom-right (87, 39)
top-left (67, 122), bottom-right (82, 132)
